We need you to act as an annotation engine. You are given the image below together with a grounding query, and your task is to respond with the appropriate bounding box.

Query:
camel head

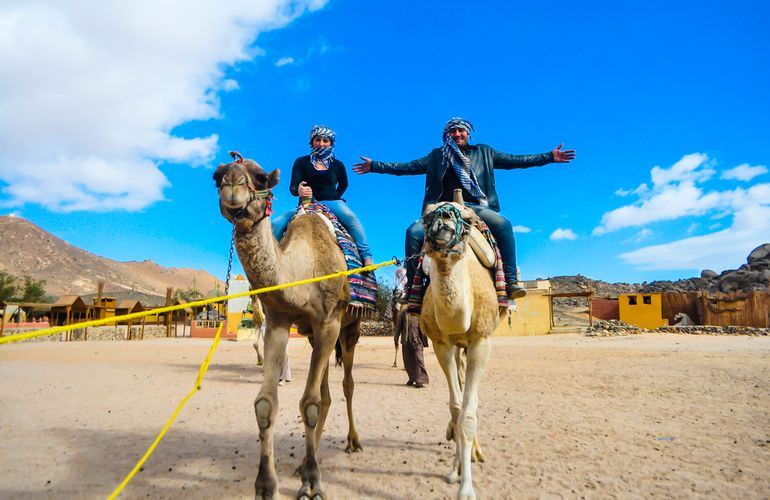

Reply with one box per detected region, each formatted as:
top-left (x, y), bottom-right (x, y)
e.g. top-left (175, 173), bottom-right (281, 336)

top-left (422, 190), bottom-right (476, 259)
top-left (213, 152), bottom-right (280, 232)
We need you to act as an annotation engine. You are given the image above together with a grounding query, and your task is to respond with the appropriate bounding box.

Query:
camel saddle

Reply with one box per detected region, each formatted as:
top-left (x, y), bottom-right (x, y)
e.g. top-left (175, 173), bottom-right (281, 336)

top-left (469, 225), bottom-right (496, 269)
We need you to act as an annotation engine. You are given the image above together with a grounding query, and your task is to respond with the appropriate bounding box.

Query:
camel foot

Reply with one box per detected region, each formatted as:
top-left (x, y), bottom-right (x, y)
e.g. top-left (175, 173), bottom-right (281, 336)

top-left (446, 469), bottom-right (460, 484)
top-left (297, 473), bottom-right (325, 499)
top-left (457, 484), bottom-right (476, 500)
top-left (345, 435), bottom-right (363, 453)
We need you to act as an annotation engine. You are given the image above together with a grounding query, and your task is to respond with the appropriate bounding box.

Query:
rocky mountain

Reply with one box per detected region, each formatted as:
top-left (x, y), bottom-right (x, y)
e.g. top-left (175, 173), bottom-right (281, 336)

top-left (549, 243), bottom-right (770, 297)
top-left (0, 215), bottom-right (224, 298)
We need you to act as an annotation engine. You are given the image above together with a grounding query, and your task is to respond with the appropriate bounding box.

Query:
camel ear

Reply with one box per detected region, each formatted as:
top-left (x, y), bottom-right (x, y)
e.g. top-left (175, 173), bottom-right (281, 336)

top-left (213, 164), bottom-right (228, 187)
top-left (243, 159), bottom-right (268, 186)
top-left (267, 169), bottom-right (280, 189)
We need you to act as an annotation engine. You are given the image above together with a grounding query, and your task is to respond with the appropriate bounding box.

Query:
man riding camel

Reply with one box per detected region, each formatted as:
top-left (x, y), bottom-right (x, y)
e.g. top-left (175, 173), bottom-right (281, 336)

top-left (354, 117), bottom-right (575, 299)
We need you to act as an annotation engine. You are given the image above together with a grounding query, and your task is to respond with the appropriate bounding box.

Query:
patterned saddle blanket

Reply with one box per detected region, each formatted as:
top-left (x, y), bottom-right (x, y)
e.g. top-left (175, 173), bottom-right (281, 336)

top-left (291, 202), bottom-right (377, 317)
top-left (408, 218), bottom-right (508, 315)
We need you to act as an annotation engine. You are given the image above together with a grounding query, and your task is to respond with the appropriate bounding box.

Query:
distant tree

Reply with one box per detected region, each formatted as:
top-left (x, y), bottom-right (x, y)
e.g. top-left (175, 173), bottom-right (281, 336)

top-left (375, 280), bottom-right (393, 319)
top-left (174, 287), bottom-right (203, 302)
top-left (0, 271), bottom-right (17, 301)
top-left (19, 276), bottom-right (49, 302)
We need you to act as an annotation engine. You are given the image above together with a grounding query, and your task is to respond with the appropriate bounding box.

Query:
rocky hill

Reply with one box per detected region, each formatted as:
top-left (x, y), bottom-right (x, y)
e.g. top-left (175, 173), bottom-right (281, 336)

top-left (0, 215), bottom-right (223, 298)
top-left (550, 243), bottom-right (770, 297)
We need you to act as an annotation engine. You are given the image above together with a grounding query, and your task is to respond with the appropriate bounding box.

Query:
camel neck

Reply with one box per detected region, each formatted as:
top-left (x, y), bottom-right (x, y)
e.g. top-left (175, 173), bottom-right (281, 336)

top-left (235, 217), bottom-right (284, 289)
top-left (426, 252), bottom-right (473, 334)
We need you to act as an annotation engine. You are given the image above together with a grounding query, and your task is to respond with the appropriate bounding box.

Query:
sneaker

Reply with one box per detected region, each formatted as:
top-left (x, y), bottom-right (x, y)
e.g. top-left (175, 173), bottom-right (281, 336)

top-left (506, 282), bottom-right (527, 300)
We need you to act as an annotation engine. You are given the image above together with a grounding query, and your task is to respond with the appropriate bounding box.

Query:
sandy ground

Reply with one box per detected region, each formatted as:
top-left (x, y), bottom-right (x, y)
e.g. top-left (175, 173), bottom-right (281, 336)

top-left (1, 334), bottom-right (769, 499)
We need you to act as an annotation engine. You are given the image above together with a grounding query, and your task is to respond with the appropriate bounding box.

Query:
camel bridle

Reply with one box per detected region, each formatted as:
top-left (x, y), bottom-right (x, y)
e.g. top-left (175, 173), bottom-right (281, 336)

top-left (423, 203), bottom-right (470, 255)
top-left (223, 151), bottom-right (274, 227)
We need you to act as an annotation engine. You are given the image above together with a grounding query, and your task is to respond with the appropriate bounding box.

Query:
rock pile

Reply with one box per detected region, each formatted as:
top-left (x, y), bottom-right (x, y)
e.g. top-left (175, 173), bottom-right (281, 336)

top-left (585, 320), bottom-right (769, 337)
top-left (585, 319), bottom-right (641, 337)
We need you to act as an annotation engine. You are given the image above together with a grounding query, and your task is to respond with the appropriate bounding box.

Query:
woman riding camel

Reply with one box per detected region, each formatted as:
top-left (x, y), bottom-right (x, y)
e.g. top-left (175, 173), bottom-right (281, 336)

top-left (272, 125), bottom-right (374, 266)
top-left (354, 117), bottom-right (575, 299)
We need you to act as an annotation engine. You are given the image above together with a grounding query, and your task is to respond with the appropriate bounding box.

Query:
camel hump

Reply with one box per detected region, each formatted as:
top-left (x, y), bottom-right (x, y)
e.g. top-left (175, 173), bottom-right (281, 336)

top-left (469, 225), bottom-right (496, 268)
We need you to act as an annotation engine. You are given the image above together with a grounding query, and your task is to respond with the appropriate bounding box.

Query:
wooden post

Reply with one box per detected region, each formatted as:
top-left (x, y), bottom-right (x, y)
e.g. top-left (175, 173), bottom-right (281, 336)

top-left (65, 306), bottom-right (72, 341)
top-left (141, 315), bottom-right (146, 340)
top-left (165, 287), bottom-right (173, 338)
top-left (84, 308), bottom-right (90, 341)
top-left (588, 293), bottom-right (593, 328)
top-left (0, 303), bottom-right (5, 337)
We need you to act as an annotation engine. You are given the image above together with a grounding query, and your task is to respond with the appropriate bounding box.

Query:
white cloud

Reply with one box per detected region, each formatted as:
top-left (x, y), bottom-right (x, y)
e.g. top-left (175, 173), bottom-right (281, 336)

top-left (633, 228), bottom-right (653, 243)
top-left (720, 163), bottom-right (767, 182)
top-left (0, 0), bottom-right (327, 212)
top-left (275, 56), bottom-right (296, 67)
top-left (512, 225), bottom-right (531, 233)
top-left (550, 228), bottom-right (577, 241)
top-left (650, 153), bottom-right (714, 187)
top-left (621, 205), bottom-right (770, 270)
top-left (603, 153), bottom-right (770, 271)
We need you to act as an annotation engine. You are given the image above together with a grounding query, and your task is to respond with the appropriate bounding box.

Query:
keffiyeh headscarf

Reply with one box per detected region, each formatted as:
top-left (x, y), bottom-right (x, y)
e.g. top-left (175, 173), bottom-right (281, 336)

top-left (309, 124), bottom-right (336, 169)
top-left (441, 117), bottom-right (488, 206)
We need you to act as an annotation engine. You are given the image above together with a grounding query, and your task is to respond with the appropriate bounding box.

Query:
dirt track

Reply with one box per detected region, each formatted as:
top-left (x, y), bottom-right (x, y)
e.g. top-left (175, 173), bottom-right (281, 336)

top-left (1, 334), bottom-right (769, 499)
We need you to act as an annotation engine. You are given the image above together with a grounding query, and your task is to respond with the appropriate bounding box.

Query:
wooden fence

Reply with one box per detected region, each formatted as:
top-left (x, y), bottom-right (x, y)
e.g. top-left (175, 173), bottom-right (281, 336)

top-left (661, 291), bottom-right (769, 327)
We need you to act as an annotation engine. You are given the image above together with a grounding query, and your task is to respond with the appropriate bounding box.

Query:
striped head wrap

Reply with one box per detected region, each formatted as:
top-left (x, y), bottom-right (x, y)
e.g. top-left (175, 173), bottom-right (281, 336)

top-left (309, 124), bottom-right (336, 169)
top-left (440, 117), bottom-right (488, 205)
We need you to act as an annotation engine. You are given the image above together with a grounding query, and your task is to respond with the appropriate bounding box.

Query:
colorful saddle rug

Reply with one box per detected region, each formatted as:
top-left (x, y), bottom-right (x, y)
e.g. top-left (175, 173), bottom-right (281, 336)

top-left (408, 218), bottom-right (508, 315)
top-left (294, 202), bottom-right (378, 317)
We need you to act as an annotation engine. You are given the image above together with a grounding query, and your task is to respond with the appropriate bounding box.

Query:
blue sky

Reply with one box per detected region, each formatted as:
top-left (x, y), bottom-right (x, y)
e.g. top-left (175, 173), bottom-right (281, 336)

top-left (2, 0), bottom-right (769, 286)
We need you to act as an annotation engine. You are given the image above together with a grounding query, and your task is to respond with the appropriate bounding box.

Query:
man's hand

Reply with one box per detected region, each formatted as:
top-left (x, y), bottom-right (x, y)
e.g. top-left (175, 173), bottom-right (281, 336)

top-left (353, 156), bottom-right (373, 174)
top-left (298, 181), bottom-right (313, 198)
top-left (552, 143), bottom-right (576, 163)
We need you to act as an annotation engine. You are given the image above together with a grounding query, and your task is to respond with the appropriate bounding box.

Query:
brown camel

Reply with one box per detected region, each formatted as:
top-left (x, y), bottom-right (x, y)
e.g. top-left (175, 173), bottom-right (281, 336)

top-left (418, 189), bottom-right (504, 500)
top-left (214, 154), bottom-right (362, 500)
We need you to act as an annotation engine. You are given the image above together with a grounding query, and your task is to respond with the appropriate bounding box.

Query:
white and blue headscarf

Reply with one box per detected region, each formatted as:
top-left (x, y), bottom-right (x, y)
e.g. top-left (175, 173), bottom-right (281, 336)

top-left (441, 117), bottom-right (488, 206)
top-left (309, 124), bottom-right (336, 169)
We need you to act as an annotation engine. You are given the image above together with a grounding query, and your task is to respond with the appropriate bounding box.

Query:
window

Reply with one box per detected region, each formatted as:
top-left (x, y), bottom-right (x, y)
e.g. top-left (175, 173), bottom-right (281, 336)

top-left (628, 296), bottom-right (637, 305)
top-left (643, 295), bottom-right (652, 305)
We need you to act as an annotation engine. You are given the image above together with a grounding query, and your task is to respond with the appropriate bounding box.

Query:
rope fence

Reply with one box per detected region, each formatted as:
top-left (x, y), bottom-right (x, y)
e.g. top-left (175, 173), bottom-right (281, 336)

top-left (0, 259), bottom-right (396, 346)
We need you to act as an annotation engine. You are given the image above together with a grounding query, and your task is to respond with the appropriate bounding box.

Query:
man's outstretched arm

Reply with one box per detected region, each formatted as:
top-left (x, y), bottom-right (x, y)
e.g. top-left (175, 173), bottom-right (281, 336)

top-left (491, 143), bottom-right (576, 170)
top-left (353, 153), bottom-right (432, 176)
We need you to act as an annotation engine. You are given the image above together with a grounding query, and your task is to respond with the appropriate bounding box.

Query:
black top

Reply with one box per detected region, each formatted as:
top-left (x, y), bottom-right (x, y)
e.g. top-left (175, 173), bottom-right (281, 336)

top-left (439, 164), bottom-right (480, 205)
top-left (289, 155), bottom-right (348, 201)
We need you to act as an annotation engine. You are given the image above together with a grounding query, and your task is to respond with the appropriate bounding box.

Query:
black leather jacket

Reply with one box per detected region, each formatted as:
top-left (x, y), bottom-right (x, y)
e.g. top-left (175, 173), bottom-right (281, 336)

top-left (370, 144), bottom-right (553, 212)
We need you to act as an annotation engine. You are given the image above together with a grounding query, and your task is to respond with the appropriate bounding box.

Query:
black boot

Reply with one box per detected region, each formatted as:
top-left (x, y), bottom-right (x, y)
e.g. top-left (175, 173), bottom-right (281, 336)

top-left (506, 281), bottom-right (527, 300)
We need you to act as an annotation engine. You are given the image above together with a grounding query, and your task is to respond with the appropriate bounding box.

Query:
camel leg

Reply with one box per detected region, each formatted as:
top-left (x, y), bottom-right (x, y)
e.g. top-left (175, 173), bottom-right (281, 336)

top-left (314, 363), bottom-right (331, 449)
top-left (433, 342), bottom-right (463, 484)
top-left (454, 347), bottom-right (483, 462)
top-left (457, 336), bottom-right (491, 500)
top-left (253, 324), bottom-right (264, 366)
top-left (297, 318), bottom-right (340, 500)
top-left (253, 320), bottom-right (289, 499)
top-left (340, 322), bottom-right (362, 452)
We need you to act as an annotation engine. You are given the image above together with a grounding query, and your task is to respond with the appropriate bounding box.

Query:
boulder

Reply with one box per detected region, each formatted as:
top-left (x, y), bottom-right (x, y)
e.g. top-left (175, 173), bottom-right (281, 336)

top-left (701, 269), bottom-right (718, 280)
top-left (748, 243), bottom-right (770, 271)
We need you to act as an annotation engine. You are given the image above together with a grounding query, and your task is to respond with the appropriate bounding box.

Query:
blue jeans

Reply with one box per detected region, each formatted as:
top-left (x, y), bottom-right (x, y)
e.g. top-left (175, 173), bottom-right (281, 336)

top-left (405, 204), bottom-right (517, 284)
top-left (271, 199), bottom-right (372, 260)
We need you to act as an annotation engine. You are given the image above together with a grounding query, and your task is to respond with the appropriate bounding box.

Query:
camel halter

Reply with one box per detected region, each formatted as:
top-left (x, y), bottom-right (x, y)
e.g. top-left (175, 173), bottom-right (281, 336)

top-left (422, 204), bottom-right (470, 254)
top-left (225, 151), bottom-right (274, 225)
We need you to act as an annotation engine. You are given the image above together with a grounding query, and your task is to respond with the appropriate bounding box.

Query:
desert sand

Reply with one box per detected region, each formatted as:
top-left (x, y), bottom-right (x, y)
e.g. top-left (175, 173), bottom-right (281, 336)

top-left (1, 333), bottom-right (768, 499)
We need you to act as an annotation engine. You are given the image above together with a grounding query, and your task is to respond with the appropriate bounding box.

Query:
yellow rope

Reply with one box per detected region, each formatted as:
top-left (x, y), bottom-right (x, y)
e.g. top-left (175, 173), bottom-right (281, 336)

top-left (0, 260), bottom-right (395, 345)
top-left (107, 323), bottom-right (224, 500)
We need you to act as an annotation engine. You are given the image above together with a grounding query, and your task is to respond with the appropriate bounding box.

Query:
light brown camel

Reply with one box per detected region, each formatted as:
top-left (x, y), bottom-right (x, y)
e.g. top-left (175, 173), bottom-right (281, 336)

top-left (214, 154), bottom-right (362, 500)
top-left (418, 190), bottom-right (504, 500)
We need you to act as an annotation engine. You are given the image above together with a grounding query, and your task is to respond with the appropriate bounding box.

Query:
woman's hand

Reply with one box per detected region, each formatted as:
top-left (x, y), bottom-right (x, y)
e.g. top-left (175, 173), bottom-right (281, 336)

top-left (552, 143), bottom-right (576, 163)
top-left (298, 181), bottom-right (313, 198)
top-left (353, 156), bottom-right (373, 174)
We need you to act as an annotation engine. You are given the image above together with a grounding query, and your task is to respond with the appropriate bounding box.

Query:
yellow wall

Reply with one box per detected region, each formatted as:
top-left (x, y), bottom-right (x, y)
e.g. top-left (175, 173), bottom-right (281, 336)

top-left (226, 312), bottom-right (243, 333)
top-left (494, 288), bottom-right (552, 336)
top-left (618, 293), bottom-right (667, 329)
